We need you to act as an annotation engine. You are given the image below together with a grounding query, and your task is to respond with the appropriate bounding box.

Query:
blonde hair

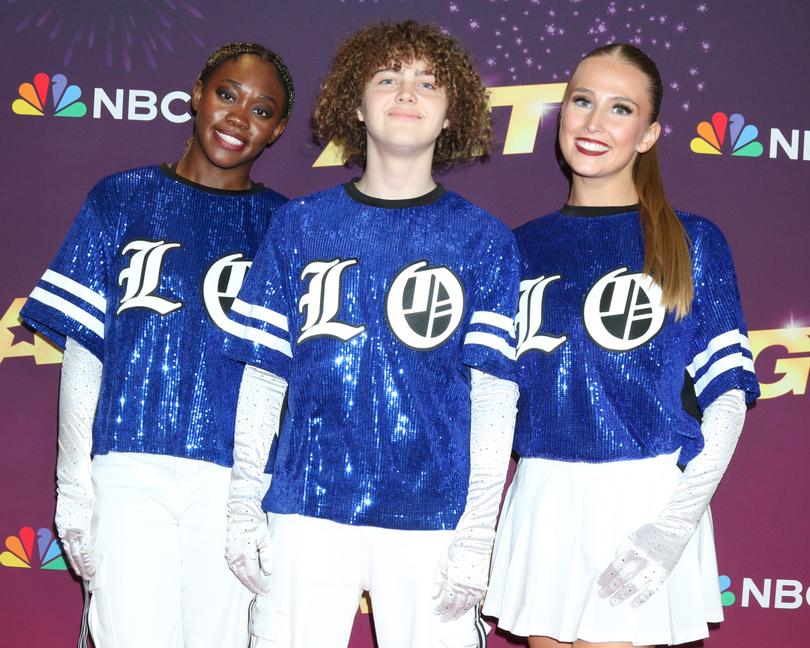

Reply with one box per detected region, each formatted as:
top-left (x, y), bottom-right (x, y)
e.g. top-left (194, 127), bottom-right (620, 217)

top-left (577, 43), bottom-right (693, 318)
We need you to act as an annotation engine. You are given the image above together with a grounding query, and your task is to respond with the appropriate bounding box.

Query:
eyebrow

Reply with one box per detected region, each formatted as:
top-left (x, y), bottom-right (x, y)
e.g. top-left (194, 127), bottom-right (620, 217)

top-left (224, 79), bottom-right (278, 104)
top-left (373, 66), bottom-right (436, 77)
top-left (570, 87), bottom-right (639, 107)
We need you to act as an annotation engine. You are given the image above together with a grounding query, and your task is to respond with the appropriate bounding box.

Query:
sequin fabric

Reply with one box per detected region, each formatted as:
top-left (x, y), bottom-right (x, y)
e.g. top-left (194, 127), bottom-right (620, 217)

top-left (21, 165), bottom-right (286, 467)
top-left (221, 183), bottom-right (520, 530)
top-left (513, 208), bottom-right (759, 464)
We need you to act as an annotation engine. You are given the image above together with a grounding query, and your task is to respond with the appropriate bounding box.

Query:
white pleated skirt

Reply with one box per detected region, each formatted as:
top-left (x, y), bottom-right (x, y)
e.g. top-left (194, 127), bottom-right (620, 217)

top-left (483, 452), bottom-right (723, 646)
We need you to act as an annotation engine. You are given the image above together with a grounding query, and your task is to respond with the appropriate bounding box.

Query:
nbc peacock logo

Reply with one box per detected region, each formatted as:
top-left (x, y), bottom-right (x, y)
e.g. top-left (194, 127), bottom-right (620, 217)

top-left (12, 72), bottom-right (87, 118)
top-left (719, 575), bottom-right (736, 606)
top-left (690, 112), bottom-right (763, 157)
top-left (0, 526), bottom-right (67, 570)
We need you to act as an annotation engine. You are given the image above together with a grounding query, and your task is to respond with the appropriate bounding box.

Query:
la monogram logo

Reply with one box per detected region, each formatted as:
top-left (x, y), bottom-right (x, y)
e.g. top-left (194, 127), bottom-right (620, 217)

top-left (117, 240), bottom-right (181, 315)
top-left (386, 261), bottom-right (464, 350)
top-left (117, 243), bottom-right (254, 328)
top-left (298, 259), bottom-right (366, 343)
top-left (294, 258), bottom-right (465, 350)
top-left (202, 253), bottom-right (253, 329)
top-left (583, 268), bottom-right (665, 351)
top-left (516, 267), bottom-right (666, 356)
top-left (515, 275), bottom-right (567, 358)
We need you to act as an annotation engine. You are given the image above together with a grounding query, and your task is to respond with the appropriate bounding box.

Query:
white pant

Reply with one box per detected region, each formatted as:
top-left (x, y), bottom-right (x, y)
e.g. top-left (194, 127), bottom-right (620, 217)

top-left (88, 452), bottom-right (255, 648)
top-left (251, 513), bottom-right (486, 648)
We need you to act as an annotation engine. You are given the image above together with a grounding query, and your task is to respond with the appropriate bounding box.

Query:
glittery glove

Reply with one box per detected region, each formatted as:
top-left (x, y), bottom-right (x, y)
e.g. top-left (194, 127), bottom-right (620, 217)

top-left (226, 364), bottom-right (286, 595)
top-left (56, 338), bottom-right (102, 581)
top-left (433, 368), bottom-right (519, 621)
top-left (598, 389), bottom-right (747, 608)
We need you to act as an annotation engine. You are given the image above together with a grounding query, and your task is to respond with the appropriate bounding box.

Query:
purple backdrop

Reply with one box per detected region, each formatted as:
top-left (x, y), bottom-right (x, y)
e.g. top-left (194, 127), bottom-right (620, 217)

top-left (2, 1), bottom-right (808, 646)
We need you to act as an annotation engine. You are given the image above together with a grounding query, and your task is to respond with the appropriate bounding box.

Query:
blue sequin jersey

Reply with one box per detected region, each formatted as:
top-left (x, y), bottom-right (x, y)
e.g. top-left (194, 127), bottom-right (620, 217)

top-left (513, 208), bottom-right (760, 465)
top-left (221, 183), bottom-right (520, 530)
top-left (21, 165), bottom-right (286, 467)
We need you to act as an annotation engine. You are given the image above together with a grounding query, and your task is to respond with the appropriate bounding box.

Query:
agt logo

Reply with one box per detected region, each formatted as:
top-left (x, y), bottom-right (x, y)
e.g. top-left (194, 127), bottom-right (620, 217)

top-left (720, 575), bottom-right (810, 609)
top-left (0, 526), bottom-right (67, 570)
top-left (12, 71), bottom-right (190, 123)
top-left (690, 111), bottom-right (810, 161)
top-left (749, 326), bottom-right (810, 399)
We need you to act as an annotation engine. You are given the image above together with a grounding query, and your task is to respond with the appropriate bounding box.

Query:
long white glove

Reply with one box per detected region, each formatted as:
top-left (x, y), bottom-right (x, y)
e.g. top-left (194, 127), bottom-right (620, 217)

top-left (433, 368), bottom-right (519, 620)
top-left (56, 338), bottom-right (102, 580)
top-left (226, 364), bottom-right (287, 594)
top-left (598, 389), bottom-right (747, 608)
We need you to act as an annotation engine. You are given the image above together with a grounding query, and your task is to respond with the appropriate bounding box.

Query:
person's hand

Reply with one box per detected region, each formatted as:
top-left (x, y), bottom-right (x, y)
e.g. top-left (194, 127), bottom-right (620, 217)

top-left (55, 492), bottom-right (96, 580)
top-left (226, 365), bottom-right (287, 594)
top-left (56, 338), bottom-right (102, 581)
top-left (431, 369), bottom-right (519, 620)
top-left (432, 538), bottom-right (490, 620)
top-left (597, 389), bottom-right (747, 608)
top-left (225, 499), bottom-right (272, 594)
top-left (597, 522), bottom-right (687, 608)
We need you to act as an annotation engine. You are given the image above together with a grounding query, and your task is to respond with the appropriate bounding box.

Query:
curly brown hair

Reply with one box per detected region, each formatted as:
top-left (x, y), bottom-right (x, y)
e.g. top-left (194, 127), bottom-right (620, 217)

top-left (312, 20), bottom-right (492, 169)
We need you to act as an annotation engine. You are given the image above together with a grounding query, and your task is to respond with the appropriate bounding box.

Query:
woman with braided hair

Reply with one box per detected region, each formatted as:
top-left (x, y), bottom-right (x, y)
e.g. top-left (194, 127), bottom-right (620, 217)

top-left (21, 41), bottom-right (294, 647)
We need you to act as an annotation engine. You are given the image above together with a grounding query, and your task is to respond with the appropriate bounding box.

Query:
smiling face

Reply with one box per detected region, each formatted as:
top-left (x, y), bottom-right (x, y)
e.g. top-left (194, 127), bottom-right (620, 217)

top-left (181, 54), bottom-right (288, 189)
top-left (559, 54), bottom-right (661, 202)
top-left (356, 59), bottom-right (449, 162)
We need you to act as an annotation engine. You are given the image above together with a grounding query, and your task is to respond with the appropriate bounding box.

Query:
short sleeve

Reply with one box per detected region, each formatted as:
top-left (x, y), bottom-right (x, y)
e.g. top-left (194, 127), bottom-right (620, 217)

top-left (460, 224), bottom-right (520, 382)
top-left (686, 219), bottom-right (760, 410)
top-left (220, 215), bottom-right (296, 380)
top-left (20, 191), bottom-right (110, 360)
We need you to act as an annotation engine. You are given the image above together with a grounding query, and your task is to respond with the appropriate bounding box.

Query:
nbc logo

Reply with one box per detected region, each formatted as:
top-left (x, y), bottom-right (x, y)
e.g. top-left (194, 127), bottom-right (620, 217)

top-left (11, 71), bottom-right (191, 123)
top-left (12, 73), bottom-right (87, 118)
top-left (718, 575), bottom-right (810, 609)
top-left (690, 110), bottom-right (810, 161)
top-left (0, 526), bottom-right (67, 570)
top-left (690, 112), bottom-right (763, 157)
top-left (719, 575), bottom-right (736, 606)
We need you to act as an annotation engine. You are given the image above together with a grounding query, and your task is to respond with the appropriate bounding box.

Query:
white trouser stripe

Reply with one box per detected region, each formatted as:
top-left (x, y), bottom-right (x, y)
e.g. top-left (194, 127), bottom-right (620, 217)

top-left (79, 581), bottom-right (91, 648)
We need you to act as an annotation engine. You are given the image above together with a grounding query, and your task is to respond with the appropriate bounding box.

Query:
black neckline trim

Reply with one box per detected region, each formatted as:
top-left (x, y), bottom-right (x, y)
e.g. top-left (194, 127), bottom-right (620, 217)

top-left (560, 203), bottom-right (640, 217)
top-left (343, 179), bottom-right (445, 209)
top-left (160, 163), bottom-right (265, 196)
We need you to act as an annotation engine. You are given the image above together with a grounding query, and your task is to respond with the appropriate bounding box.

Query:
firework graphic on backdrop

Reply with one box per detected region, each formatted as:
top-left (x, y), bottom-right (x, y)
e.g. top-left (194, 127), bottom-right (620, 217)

top-left (330, 1), bottom-right (713, 136)
top-left (439, 0), bottom-right (715, 135)
top-left (6, 0), bottom-right (205, 72)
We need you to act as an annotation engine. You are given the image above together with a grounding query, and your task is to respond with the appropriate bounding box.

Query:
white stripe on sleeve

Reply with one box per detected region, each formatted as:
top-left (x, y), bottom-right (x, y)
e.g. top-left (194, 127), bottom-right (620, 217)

top-left (463, 331), bottom-right (516, 360)
top-left (687, 329), bottom-right (749, 377)
top-left (693, 352), bottom-right (750, 397)
top-left (231, 298), bottom-right (289, 332)
top-left (29, 287), bottom-right (105, 339)
top-left (228, 322), bottom-right (293, 358)
top-left (42, 269), bottom-right (106, 312)
top-left (470, 310), bottom-right (516, 338)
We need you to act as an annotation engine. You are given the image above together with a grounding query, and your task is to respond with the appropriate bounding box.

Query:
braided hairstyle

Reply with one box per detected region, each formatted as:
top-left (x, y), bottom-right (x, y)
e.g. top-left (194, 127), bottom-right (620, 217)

top-left (198, 42), bottom-right (295, 119)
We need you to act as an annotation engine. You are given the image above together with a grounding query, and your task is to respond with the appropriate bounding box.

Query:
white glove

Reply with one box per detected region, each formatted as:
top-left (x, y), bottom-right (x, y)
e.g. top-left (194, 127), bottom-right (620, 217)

top-left (433, 368), bottom-right (518, 620)
top-left (56, 338), bottom-right (102, 581)
top-left (226, 364), bottom-right (286, 594)
top-left (598, 389), bottom-right (747, 608)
